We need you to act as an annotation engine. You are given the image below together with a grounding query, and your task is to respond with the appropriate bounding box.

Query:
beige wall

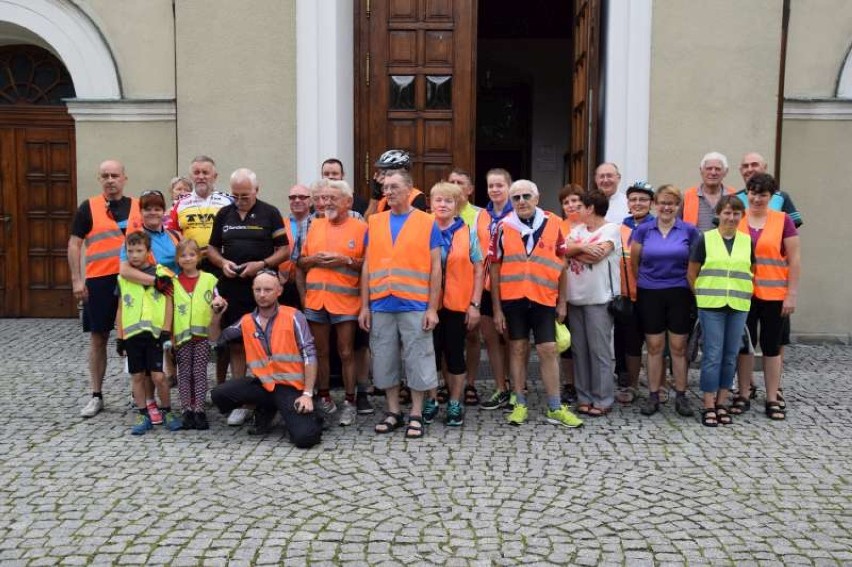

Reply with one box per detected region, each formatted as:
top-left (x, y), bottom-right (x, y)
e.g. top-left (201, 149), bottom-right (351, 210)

top-left (648, 0), bottom-right (782, 188)
top-left (785, 0), bottom-right (852, 97)
top-left (74, 0), bottom-right (176, 97)
top-left (175, 0), bottom-right (297, 214)
top-left (74, 121), bottom-right (177, 201)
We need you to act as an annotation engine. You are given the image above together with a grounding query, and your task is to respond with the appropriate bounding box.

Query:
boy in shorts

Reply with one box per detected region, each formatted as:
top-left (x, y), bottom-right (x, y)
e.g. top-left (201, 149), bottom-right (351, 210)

top-left (116, 231), bottom-right (182, 435)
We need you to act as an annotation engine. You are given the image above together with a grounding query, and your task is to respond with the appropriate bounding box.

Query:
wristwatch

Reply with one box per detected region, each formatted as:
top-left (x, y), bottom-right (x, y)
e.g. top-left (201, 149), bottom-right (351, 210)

top-left (301, 390), bottom-right (313, 398)
top-left (470, 301), bottom-right (481, 309)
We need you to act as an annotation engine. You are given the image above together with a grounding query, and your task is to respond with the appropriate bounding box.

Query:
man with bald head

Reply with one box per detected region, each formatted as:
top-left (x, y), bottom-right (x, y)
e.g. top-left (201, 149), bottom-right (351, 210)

top-left (209, 271), bottom-right (322, 447)
top-left (594, 163), bottom-right (629, 224)
top-left (736, 152), bottom-right (803, 227)
top-left (69, 160), bottom-right (144, 417)
top-left (206, 168), bottom-right (290, 424)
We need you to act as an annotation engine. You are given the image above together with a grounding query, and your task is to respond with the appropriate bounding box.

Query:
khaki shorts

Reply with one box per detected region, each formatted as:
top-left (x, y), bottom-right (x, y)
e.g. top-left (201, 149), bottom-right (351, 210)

top-left (370, 311), bottom-right (438, 392)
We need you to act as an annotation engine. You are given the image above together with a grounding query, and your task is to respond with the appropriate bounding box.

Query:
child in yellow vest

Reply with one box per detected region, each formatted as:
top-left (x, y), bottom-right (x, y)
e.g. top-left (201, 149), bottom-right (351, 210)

top-left (116, 231), bottom-right (180, 435)
top-left (171, 239), bottom-right (218, 430)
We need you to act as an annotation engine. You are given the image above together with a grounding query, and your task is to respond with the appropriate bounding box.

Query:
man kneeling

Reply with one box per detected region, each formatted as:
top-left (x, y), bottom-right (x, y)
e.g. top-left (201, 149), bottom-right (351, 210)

top-left (210, 271), bottom-right (322, 448)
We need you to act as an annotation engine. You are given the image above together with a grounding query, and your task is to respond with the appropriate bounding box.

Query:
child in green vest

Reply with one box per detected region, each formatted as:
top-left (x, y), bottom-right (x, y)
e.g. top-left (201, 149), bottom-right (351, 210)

top-left (117, 231), bottom-right (181, 435)
top-left (172, 238), bottom-right (219, 430)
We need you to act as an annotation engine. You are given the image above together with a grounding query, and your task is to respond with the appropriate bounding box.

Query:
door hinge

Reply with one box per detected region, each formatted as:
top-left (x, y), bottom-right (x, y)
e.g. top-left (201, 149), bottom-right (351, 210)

top-left (366, 53), bottom-right (371, 87)
top-left (365, 153), bottom-right (370, 182)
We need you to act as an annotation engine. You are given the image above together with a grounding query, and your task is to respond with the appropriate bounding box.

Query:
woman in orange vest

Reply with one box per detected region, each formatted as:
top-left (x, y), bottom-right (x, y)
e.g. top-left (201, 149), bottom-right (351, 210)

top-left (420, 182), bottom-right (484, 427)
top-left (736, 173), bottom-right (800, 421)
top-left (298, 180), bottom-right (368, 427)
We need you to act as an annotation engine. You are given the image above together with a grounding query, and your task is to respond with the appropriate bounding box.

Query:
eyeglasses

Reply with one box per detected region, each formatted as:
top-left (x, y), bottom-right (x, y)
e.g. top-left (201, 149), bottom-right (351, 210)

top-left (511, 193), bottom-right (534, 202)
top-left (141, 190), bottom-right (164, 197)
top-left (628, 196), bottom-right (652, 203)
top-left (288, 195), bottom-right (310, 201)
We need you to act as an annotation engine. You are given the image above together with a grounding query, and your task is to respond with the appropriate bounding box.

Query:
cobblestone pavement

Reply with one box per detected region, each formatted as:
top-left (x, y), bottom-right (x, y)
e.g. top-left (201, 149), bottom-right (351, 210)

top-left (0, 319), bottom-right (850, 566)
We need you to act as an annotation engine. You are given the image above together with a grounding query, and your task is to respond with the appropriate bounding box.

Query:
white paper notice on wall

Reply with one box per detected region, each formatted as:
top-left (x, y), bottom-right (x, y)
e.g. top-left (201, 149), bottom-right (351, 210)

top-left (536, 145), bottom-right (557, 173)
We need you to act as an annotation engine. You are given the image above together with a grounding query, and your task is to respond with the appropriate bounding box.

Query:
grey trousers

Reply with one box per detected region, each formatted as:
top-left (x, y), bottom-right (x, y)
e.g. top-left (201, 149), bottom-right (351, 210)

top-left (568, 303), bottom-right (615, 408)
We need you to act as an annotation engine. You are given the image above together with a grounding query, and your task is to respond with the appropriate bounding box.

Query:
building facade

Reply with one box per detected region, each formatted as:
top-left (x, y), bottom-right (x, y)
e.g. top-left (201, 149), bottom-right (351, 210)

top-left (0, 0), bottom-right (848, 341)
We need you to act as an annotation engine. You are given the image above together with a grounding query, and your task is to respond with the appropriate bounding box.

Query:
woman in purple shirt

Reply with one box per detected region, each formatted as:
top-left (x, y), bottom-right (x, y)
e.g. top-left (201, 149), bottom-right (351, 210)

top-left (630, 185), bottom-right (700, 418)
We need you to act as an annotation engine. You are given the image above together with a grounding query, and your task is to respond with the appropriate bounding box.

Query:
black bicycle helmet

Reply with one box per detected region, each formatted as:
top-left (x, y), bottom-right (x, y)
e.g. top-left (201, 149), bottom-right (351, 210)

top-left (626, 180), bottom-right (654, 197)
top-left (374, 149), bottom-right (411, 170)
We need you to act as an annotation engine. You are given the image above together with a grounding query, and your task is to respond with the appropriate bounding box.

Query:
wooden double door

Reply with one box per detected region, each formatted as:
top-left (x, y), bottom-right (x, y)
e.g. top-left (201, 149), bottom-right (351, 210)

top-left (0, 108), bottom-right (77, 318)
top-left (355, 0), bottom-right (602, 195)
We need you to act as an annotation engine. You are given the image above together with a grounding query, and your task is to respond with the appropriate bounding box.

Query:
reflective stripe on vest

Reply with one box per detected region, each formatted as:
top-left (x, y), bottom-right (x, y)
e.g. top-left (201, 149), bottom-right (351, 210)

top-left (240, 306), bottom-right (305, 392)
top-left (442, 224), bottom-right (475, 312)
top-left (118, 264), bottom-right (172, 339)
top-left (172, 271), bottom-right (218, 347)
top-left (738, 209), bottom-right (788, 300)
top-left (498, 214), bottom-right (563, 307)
top-left (84, 197), bottom-right (143, 278)
top-left (367, 210), bottom-right (434, 303)
top-left (304, 217), bottom-right (367, 315)
top-left (694, 229), bottom-right (753, 312)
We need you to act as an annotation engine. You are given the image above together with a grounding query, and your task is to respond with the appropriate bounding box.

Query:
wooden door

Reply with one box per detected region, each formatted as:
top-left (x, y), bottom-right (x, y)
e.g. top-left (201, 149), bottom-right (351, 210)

top-left (355, 0), bottom-right (477, 196)
top-left (0, 45), bottom-right (77, 317)
top-left (569, 0), bottom-right (602, 189)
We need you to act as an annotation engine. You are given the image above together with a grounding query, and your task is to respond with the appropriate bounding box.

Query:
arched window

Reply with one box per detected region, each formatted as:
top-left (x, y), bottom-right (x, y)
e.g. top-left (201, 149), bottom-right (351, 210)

top-left (0, 44), bottom-right (75, 105)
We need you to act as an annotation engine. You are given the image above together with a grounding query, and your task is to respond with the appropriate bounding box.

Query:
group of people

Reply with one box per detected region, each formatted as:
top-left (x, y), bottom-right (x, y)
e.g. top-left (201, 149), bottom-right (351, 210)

top-left (68, 148), bottom-right (801, 448)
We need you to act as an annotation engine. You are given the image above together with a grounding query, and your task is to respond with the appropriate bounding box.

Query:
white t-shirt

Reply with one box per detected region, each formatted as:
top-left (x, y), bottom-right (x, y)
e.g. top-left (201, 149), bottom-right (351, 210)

top-left (605, 192), bottom-right (629, 224)
top-left (566, 222), bottom-right (621, 305)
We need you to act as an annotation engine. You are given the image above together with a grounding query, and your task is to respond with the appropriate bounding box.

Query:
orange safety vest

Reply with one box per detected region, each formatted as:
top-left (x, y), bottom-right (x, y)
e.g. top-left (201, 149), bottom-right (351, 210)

top-left (242, 306), bottom-right (305, 392)
top-left (738, 209), bottom-right (788, 301)
top-left (303, 217), bottom-right (367, 315)
top-left (442, 225), bottom-right (475, 312)
top-left (619, 224), bottom-right (638, 301)
top-left (377, 188), bottom-right (424, 213)
top-left (498, 213), bottom-right (563, 307)
top-left (367, 209), bottom-right (434, 303)
top-left (681, 186), bottom-right (735, 226)
top-left (278, 216), bottom-right (297, 278)
top-left (84, 196), bottom-right (143, 278)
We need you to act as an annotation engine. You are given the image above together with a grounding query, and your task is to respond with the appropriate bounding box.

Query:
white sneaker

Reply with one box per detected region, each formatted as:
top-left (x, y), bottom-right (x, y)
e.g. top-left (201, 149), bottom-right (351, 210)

top-left (338, 400), bottom-right (357, 426)
top-left (227, 407), bottom-right (252, 426)
top-left (80, 397), bottom-right (104, 418)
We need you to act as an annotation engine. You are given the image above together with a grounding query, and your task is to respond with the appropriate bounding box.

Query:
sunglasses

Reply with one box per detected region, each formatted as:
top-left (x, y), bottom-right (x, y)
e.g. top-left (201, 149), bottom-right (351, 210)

top-left (288, 195), bottom-right (311, 201)
top-left (511, 193), bottom-right (534, 202)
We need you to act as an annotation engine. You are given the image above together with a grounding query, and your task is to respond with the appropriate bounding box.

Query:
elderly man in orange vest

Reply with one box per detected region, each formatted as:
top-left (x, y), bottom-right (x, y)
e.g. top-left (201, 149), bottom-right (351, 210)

top-left (209, 271), bottom-right (322, 448)
top-left (489, 180), bottom-right (583, 429)
top-left (680, 151), bottom-right (736, 230)
top-left (69, 159), bottom-right (144, 418)
top-left (359, 170), bottom-right (442, 439)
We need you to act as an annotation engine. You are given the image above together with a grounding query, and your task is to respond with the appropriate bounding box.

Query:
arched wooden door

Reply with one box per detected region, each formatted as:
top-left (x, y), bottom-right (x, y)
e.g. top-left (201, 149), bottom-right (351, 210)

top-left (0, 45), bottom-right (77, 317)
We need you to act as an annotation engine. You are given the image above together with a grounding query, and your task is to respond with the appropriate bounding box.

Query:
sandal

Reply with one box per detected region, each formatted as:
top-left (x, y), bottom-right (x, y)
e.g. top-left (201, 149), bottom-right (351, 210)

top-left (587, 406), bottom-right (611, 417)
top-left (374, 412), bottom-right (402, 434)
top-left (729, 396), bottom-right (751, 415)
top-left (405, 416), bottom-right (424, 439)
top-left (701, 408), bottom-right (719, 427)
top-left (748, 384), bottom-right (759, 400)
top-left (715, 406), bottom-right (733, 425)
top-left (615, 387), bottom-right (636, 405)
top-left (463, 385), bottom-right (480, 406)
top-left (436, 385), bottom-right (449, 404)
top-left (777, 388), bottom-right (786, 410)
top-left (765, 401), bottom-right (786, 421)
top-left (576, 403), bottom-right (592, 415)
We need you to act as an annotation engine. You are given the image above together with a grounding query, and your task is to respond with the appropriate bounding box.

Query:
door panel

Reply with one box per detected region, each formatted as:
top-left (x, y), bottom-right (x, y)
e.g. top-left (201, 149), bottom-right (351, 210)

top-left (356, 0), bottom-right (477, 197)
top-left (569, 0), bottom-right (602, 189)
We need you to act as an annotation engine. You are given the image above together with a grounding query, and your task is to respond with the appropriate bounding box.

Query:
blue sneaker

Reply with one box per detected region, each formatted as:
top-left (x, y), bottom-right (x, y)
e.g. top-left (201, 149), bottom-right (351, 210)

top-left (422, 398), bottom-right (439, 424)
top-left (131, 414), bottom-right (153, 435)
top-left (445, 400), bottom-right (464, 427)
top-left (164, 411), bottom-right (183, 431)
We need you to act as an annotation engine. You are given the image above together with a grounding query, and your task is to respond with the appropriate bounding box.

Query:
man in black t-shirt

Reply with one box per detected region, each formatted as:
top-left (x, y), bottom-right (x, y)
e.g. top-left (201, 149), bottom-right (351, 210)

top-left (207, 168), bottom-right (290, 390)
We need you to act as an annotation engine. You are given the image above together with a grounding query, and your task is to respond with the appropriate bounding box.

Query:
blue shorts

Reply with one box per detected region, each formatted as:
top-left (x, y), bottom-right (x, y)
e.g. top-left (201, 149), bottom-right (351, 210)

top-left (304, 307), bottom-right (358, 325)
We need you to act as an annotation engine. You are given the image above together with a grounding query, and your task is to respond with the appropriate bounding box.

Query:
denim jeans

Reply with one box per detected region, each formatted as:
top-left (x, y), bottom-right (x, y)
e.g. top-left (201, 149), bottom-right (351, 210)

top-left (698, 308), bottom-right (749, 393)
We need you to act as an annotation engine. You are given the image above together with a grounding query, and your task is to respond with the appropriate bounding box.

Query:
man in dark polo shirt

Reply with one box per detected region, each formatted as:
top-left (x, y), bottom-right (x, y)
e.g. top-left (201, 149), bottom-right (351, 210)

top-left (206, 168), bottom-right (290, 425)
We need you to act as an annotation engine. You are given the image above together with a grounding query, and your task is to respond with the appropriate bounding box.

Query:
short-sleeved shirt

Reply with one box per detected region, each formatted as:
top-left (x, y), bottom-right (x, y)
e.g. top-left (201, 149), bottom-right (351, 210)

top-left (71, 196), bottom-right (133, 239)
top-left (120, 226), bottom-right (179, 274)
top-left (690, 231), bottom-right (756, 266)
top-left (459, 202), bottom-right (482, 228)
top-left (566, 222), bottom-right (621, 305)
top-left (746, 213), bottom-right (798, 256)
top-left (208, 199), bottom-right (288, 267)
top-left (165, 190), bottom-right (233, 250)
top-left (365, 210), bottom-right (441, 313)
top-left (632, 218), bottom-right (699, 289)
top-left (735, 189), bottom-right (803, 227)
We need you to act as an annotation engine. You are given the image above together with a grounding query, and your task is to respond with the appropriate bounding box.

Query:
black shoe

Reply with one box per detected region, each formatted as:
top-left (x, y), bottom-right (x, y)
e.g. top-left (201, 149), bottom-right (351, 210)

top-left (248, 408), bottom-right (275, 435)
top-left (194, 411), bottom-right (209, 430)
top-left (640, 397), bottom-right (660, 416)
top-left (561, 385), bottom-right (578, 405)
top-left (356, 392), bottom-right (375, 415)
top-left (182, 410), bottom-right (197, 430)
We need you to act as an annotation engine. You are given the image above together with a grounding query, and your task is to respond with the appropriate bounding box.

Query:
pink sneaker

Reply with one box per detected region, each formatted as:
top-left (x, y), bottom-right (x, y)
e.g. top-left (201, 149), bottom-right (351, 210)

top-left (146, 401), bottom-right (163, 425)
